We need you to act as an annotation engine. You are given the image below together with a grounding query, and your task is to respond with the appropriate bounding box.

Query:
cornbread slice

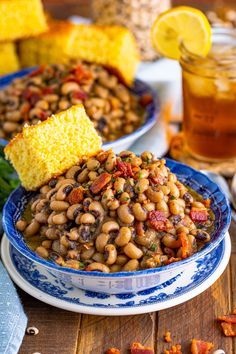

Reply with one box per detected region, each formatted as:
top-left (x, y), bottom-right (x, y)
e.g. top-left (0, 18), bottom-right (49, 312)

top-left (0, 0), bottom-right (47, 41)
top-left (0, 43), bottom-right (20, 75)
top-left (19, 21), bottom-right (77, 67)
top-left (67, 25), bottom-right (140, 85)
top-left (4, 104), bottom-right (102, 191)
top-left (19, 21), bottom-right (140, 85)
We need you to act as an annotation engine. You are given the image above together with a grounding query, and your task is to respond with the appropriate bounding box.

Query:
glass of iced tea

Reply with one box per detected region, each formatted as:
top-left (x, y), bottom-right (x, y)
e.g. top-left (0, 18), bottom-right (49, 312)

top-left (180, 28), bottom-right (236, 161)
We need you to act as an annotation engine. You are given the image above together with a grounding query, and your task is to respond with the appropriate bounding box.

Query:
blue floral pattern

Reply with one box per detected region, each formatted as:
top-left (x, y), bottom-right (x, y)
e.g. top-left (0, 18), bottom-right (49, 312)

top-left (10, 237), bottom-right (225, 309)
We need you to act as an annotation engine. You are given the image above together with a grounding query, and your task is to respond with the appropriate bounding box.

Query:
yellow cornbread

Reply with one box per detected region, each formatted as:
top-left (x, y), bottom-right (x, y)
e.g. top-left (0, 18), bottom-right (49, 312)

top-left (0, 0), bottom-right (47, 41)
top-left (4, 105), bottom-right (102, 191)
top-left (0, 43), bottom-right (20, 75)
top-left (19, 21), bottom-right (140, 85)
top-left (19, 21), bottom-right (76, 67)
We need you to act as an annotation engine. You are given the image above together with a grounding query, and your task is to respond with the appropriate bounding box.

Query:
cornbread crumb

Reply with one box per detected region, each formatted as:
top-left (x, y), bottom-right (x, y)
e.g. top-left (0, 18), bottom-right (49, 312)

top-left (0, 42), bottom-right (19, 75)
top-left (4, 105), bottom-right (102, 190)
top-left (0, 0), bottom-right (47, 41)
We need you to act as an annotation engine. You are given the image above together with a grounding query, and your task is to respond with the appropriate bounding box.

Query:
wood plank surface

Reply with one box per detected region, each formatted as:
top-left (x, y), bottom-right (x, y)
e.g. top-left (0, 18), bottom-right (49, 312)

top-left (18, 291), bottom-right (81, 354)
top-left (157, 266), bottom-right (233, 354)
top-left (77, 313), bottom-right (156, 354)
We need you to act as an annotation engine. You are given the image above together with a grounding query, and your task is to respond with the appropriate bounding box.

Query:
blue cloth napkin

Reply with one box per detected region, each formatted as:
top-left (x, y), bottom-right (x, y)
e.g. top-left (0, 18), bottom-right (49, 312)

top-left (0, 260), bottom-right (27, 354)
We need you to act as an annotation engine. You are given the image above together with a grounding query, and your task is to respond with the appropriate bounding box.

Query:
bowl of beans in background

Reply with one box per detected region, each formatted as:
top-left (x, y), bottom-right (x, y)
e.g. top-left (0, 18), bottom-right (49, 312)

top-left (2, 150), bottom-right (231, 294)
top-left (0, 63), bottom-right (159, 153)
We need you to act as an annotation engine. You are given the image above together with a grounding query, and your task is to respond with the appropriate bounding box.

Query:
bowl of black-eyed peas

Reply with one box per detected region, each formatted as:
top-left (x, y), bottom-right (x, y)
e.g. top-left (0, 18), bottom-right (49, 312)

top-left (0, 63), bottom-right (159, 154)
top-left (3, 150), bottom-right (231, 294)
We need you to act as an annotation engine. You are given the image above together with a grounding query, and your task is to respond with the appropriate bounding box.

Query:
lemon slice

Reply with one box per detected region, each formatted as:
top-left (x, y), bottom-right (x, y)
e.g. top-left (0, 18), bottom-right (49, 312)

top-left (151, 6), bottom-right (212, 60)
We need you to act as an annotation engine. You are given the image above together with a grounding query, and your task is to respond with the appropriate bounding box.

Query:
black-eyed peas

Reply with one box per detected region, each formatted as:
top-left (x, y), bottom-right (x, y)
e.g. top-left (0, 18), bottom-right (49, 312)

top-left (122, 259), bottom-right (139, 271)
top-left (18, 149), bottom-right (214, 272)
top-left (15, 219), bottom-right (27, 232)
top-left (146, 187), bottom-right (164, 203)
top-left (96, 233), bottom-right (110, 252)
top-left (104, 244), bottom-right (117, 265)
top-left (0, 62), bottom-right (144, 142)
top-left (132, 203), bottom-right (147, 221)
top-left (24, 220), bottom-right (40, 237)
top-left (86, 262), bottom-right (110, 273)
top-left (117, 204), bottom-right (134, 224)
top-left (50, 200), bottom-right (70, 211)
top-left (115, 227), bottom-right (132, 247)
top-left (123, 242), bottom-right (143, 259)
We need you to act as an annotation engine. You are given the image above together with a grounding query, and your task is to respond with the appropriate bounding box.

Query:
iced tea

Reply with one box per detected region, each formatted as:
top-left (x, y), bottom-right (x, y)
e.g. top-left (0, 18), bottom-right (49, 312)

top-left (180, 29), bottom-right (236, 161)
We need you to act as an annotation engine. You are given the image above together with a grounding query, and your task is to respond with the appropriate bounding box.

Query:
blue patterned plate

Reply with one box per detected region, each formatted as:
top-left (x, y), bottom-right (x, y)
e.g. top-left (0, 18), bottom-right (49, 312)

top-left (1, 233), bottom-right (231, 316)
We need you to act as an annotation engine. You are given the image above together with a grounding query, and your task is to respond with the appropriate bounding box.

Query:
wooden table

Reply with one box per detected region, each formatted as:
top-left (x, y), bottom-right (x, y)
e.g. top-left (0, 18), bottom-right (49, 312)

top-left (17, 221), bottom-right (236, 354)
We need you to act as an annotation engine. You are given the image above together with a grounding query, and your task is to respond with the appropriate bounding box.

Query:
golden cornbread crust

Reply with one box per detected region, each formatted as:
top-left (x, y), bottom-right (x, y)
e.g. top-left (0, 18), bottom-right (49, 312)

top-left (0, 42), bottom-right (20, 75)
top-left (0, 0), bottom-right (47, 42)
top-left (19, 21), bottom-right (140, 85)
top-left (5, 105), bottom-right (102, 191)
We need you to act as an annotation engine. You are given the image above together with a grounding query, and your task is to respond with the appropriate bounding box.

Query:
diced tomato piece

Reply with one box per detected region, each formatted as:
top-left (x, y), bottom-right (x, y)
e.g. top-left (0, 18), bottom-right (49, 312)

top-left (202, 198), bottom-right (211, 208)
top-left (148, 210), bottom-right (166, 221)
top-left (42, 87), bottom-right (54, 95)
top-left (71, 91), bottom-right (87, 100)
top-left (71, 64), bottom-right (93, 82)
top-left (148, 211), bottom-right (172, 231)
top-left (164, 257), bottom-right (181, 265)
top-left (39, 111), bottom-right (49, 121)
top-left (150, 174), bottom-right (165, 185)
top-left (190, 208), bottom-right (208, 222)
top-left (28, 65), bottom-right (46, 77)
top-left (117, 159), bottom-right (134, 177)
top-left (113, 171), bottom-right (123, 178)
top-left (191, 339), bottom-right (214, 354)
top-left (68, 187), bottom-right (84, 204)
top-left (30, 93), bottom-right (41, 105)
top-left (135, 221), bottom-right (145, 237)
top-left (130, 342), bottom-right (154, 354)
top-left (179, 231), bottom-right (192, 259)
top-left (90, 173), bottom-right (111, 194)
top-left (139, 94), bottom-right (153, 107)
top-left (22, 88), bottom-right (33, 100)
top-left (96, 150), bottom-right (110, 163)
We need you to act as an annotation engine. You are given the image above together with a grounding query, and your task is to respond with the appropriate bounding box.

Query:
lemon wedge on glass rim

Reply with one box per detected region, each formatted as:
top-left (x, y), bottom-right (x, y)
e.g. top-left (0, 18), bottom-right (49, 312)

top-left (151, 6), bottom-right (212, 60)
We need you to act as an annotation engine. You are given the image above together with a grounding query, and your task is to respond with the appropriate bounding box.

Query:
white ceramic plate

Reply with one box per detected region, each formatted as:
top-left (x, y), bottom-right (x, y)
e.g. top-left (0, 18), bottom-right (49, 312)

top-left (1, 233), bottom-right (231, 316)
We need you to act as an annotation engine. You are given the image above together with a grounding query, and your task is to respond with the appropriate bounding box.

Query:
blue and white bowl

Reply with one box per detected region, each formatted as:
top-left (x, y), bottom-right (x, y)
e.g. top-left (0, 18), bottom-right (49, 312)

top-left (0, 68), bottom-right (159, 153)
top-left (2, 159), bottom-right (231, 294)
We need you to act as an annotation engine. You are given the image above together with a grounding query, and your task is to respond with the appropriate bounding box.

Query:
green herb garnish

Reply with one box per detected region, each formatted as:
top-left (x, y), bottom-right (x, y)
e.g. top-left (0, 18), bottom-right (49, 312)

top-left (170, 195), bottom-right (176, 200)
top-left (0, 146), bottom-right (19, 211)
top-left (79, 262), bottom-right (85, 269)
top-left (150, 244), bottom-right (157, 252)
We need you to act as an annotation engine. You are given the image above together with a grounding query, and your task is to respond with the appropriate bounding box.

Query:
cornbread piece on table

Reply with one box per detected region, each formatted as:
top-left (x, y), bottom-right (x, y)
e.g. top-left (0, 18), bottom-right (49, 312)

top-left (4, 104), bottom-right (102, 191)
top-left (0, 0), bottom-right (47, 41)
top-left (0, 43), bottom-right (19, 75)
top-left (19, 21), bottom-right (140, 85)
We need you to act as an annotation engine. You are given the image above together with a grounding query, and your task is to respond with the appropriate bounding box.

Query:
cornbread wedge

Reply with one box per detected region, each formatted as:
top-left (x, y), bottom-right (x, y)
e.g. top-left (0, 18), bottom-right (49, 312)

top-left (5, 105), bottom-right (102, 191)
top-left (0, 43), bottom-right (20, 75)
top-left (0, 0), bottom-right (47, 41)
top-left (19, 21), bottom-right (76, 67)
top-left (19, 22), bottom-right (140, 85)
